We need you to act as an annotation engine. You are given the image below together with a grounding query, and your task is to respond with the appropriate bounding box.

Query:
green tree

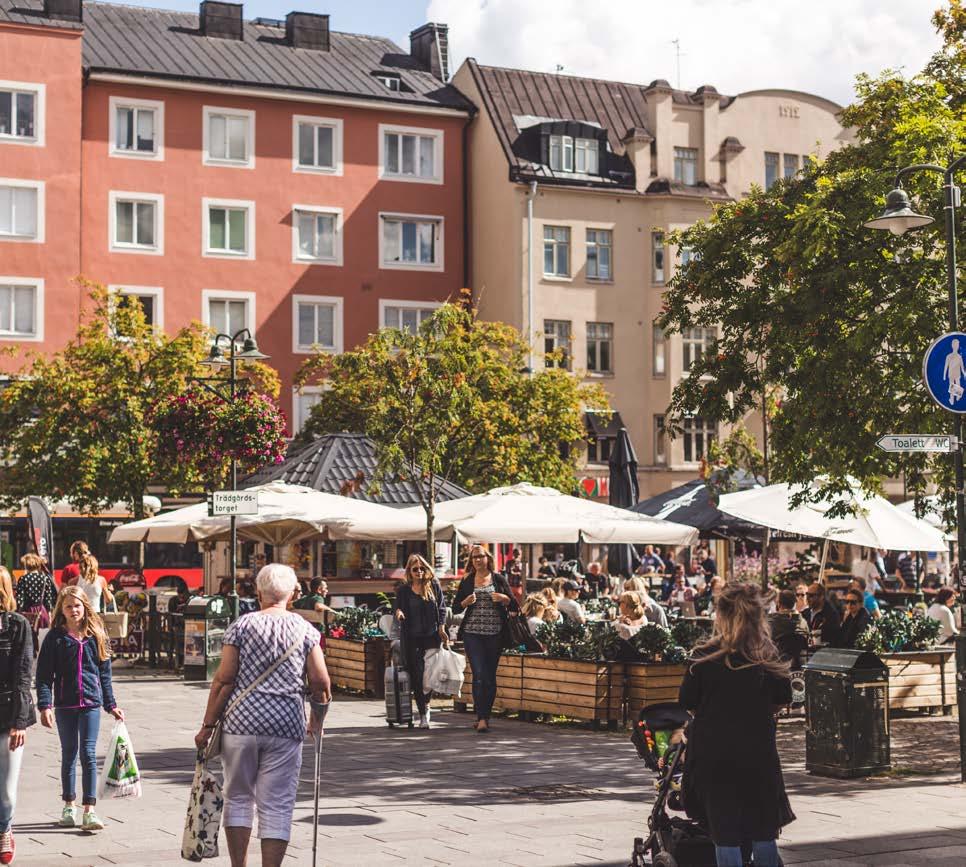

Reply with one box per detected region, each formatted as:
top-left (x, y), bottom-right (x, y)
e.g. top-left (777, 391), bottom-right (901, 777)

top-left (296, 298), bottom-right (610, 550)
top-left (658, 2), bottom-right (966, 521)
top-left (0, 282), bottom-right (280, 519)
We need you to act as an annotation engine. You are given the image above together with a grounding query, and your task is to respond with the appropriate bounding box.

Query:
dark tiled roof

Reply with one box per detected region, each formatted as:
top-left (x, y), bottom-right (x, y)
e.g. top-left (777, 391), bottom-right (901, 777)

top-left (467, 59), bottom-right (733, 191)
top-left (0, 1), bottom-right (471, 112)
top-left (241, 433), bottom-right (469, 506)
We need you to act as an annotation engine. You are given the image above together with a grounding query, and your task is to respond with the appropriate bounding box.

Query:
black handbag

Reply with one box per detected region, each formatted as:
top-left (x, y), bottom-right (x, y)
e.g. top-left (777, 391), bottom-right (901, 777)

top-left (501, 613), bottom-right (542, 652)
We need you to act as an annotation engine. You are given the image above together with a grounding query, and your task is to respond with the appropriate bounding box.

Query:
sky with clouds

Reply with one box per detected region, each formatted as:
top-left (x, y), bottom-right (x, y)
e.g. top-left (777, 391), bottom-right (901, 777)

top-left (103, 0), bottom-right (944, 106)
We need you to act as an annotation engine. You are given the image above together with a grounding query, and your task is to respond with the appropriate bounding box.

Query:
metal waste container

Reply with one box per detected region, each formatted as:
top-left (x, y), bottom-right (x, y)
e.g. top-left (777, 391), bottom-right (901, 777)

top-left (183, 595), bottom-right (231, 681)
top-left (802, 648), bottom-right (890, 778)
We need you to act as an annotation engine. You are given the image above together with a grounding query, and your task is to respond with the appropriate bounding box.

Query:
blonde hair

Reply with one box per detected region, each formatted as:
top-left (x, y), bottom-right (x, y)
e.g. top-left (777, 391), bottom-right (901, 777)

top-left (623, 577), bottom-right (648, 595)
top-left (70, 540), bottom-right (90, 561)
top-left (540, 587), bottom-right (557, 608)
top-left (691, 582), bottom-right (789, 677)
top-left (404, 553), bottom-right (436, 602)
top-left (463, 545), bottom-right (495, 577)
top-left (0, 567), bottom-right (14, 613)
top-left (619, 591), bottom-right (645, 620)
top-left (20, 552), bottom-right (44, 572)
top-left (520, 593), bottom-right (547, 619)
top-left (79, 553), bottom-right (100, 585)
top-left (550, 577), bottom-right (568, 597)
top-left (52, 586), bottom-right (111, 662)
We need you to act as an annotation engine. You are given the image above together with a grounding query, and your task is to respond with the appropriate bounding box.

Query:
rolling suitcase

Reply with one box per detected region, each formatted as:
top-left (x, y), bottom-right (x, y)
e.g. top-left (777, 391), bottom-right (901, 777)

top-left (385, 642), bottom-right (413, 728)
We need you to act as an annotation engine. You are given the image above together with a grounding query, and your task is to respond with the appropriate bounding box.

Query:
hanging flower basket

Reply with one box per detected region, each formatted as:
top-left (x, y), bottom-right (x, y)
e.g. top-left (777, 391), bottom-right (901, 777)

top-left (151, 388), bottom-right (287, 482)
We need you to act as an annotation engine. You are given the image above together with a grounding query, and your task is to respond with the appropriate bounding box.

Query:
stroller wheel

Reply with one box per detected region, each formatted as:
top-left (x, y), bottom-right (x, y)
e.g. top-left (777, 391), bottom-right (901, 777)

top-left (653, 853), bottom-right (677, 867)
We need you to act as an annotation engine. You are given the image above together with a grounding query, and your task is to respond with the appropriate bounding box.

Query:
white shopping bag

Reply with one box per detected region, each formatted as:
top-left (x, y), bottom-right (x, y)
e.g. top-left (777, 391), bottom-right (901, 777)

top-left (423, 647), bottom-right (466, 698)
top-left (97, 721), bottom-right (142, 799)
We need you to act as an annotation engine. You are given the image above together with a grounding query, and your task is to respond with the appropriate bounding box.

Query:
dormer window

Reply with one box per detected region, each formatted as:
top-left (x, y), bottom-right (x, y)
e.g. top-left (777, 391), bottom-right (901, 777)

top-left (549, 134), bottom-right (599, 174)
top-left (376, 74), bottom-right (402, 92)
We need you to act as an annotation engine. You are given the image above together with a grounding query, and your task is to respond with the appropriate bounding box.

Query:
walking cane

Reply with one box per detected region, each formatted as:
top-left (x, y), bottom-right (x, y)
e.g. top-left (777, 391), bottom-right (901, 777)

top-left (309, 697), bottom-right (330, 867)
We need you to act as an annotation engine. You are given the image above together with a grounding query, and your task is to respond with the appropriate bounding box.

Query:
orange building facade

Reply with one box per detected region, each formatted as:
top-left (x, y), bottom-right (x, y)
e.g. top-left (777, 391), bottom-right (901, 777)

top-left (0, 0), bottom-right (470, 431)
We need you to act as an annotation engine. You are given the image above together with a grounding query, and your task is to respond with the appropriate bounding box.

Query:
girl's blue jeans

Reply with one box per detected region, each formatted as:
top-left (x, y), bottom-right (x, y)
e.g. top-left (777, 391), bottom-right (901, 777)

top-left (55, 707), bottom-right (100, 806)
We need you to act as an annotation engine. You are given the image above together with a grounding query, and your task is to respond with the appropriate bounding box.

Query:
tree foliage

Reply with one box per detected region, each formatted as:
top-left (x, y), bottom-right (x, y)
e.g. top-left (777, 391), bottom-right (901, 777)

top-left (0, 282), bottom-right (281, 519)
top-left (296, 296), bottom-right (611, 549)
top-left (658, 2), bottom-right (966, 521)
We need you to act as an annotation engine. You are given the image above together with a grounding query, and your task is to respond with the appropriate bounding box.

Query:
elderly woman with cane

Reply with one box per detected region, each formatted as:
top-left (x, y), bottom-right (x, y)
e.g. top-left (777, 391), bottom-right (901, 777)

top-left (194, 564), bottom-right (330, 867)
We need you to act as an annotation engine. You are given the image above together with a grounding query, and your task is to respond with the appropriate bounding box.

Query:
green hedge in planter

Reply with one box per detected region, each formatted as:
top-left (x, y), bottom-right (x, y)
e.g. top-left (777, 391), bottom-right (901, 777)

top-left (856, 609), bottom-right (941, 654)
top-left (328, 607), bottom-right (385, 641)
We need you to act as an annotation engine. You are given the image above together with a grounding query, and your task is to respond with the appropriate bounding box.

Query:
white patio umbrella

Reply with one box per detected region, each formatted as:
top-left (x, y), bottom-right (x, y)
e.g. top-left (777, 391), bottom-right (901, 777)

top-left (896, 496), bottom-right (955, 540)
top-left (398, 482), bottom-right (698, 545)
top-left (718, 481), bottom-right (948, 553)
top-left (108, 481), bottom-right (430, 546)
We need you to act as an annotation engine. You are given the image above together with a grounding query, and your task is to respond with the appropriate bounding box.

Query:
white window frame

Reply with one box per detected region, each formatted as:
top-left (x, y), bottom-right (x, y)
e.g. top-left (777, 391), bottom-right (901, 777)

top-left (682, 326), bottom-right (716, 372)
top-left (0, 276), bottom-right (43, 342)
top-left (543, 225), bottom-right (571, 279)
top-left (109, 96), bottom-right (164, 161)
top-left (202, 106), bottom-right (255, 169)
top-left (586, 322), bottom-right (614, 374)
top-left (765, 151), bottom-right (780, 189)
top-left (652, 322), bottom-right (666, 378)
top-left (291, 204), bottom-right (343, 266)
top-left (292, 293), bottom-right (344, 355)
top-left (0, 80), bottom-right (45, 147)
top-left (108, 190), bottom-right (163, 255)
top-left (654, 415), bottom-right (667, 465)
top-left (378, 124), bottom-right (444, 185)
top-left (652, 231), bottom-right (665, 285)
top-left (0, 178), bottom-right (44, 243)
top-left (203, 197), bottom-right (255, 260)
top-left (574, 137), bottom-right (599, 174)
top-left (585, 228), bottom-right (612, 280)
top-left (292, 115), bottom-right (343, 175)
top-left (107, 285), bottom-right (165, 332)
top-left (543, 318), bottom-right (572, 370)
top-left (378, 299), bottom-right (443, 333)
top-left (682, 416), bottom-right (716, 465)
top-left (378, 212), bottom-right (444, 272)
top-left (201, 289), bottom-right (256, 338)
top-left (291, 385), bottom-right (325, 435)
top-left (673, 147), bottom-right (699, 185)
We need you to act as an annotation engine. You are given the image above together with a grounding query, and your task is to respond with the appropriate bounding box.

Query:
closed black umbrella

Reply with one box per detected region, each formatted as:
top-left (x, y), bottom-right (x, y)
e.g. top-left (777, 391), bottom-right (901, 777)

top-left (608, 428), bottom-right (640, 578)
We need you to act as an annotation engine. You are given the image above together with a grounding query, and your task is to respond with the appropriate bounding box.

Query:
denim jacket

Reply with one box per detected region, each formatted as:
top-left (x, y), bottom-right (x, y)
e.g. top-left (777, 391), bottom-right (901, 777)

top-left (35, 628), bottom-right (116, 712)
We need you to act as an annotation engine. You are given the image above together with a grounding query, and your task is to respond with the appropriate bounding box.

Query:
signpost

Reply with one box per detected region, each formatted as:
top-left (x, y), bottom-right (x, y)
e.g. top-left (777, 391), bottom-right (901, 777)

top-left (876, 434), bottom-right (958, 453)
top-left (206, 491), bottom-right (259, 517)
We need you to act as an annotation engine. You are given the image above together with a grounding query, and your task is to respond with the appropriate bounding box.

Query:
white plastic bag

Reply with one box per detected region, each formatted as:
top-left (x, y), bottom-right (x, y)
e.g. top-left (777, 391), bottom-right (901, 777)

top-left (97, 721), bottom-right (142, 799)
top-left (423, 647), bottom-right (466, 698)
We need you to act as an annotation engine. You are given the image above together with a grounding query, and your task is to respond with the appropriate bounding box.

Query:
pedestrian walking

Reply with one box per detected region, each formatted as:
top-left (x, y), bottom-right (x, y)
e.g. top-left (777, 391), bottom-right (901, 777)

top-left (74, 554), bottom-right (113, 614)
top-left (35, 586), bottom-right (125, 833)
top-left (13, 555), bottom-right (56, 651)
top-left (680, 582), bottom-right (794, 866)
top-left (0, 567), bottom-right (36, 864)
top-left (454, 545), bottom-right (517, 734)
top-left (393, 554), bottom-right (448, 730)
top-left (59, 541), bottom-right (89, 587)
top-left (193, 564), bottom-right (331, 867)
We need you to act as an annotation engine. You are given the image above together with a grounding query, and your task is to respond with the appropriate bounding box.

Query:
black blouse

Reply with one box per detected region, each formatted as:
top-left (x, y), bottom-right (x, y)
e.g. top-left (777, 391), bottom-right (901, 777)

top-left (15, 571), bottom-right (57, 613)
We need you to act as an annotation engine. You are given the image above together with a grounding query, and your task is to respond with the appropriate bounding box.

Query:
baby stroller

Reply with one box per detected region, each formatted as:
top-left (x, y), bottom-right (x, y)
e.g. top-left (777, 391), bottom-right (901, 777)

top-left (629, 703), bottom-right (716, 867)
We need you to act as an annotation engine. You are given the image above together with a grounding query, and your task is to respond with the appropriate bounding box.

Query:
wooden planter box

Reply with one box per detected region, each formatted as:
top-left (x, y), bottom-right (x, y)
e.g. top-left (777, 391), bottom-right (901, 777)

top-left (457, 654), bottom-right (524, 714)
top-left (882, 648), bottom-right (955, 714)
top-left (324, 637), bottom-right (386, 696)
top-left (621, 662), bottom-right (687, 720)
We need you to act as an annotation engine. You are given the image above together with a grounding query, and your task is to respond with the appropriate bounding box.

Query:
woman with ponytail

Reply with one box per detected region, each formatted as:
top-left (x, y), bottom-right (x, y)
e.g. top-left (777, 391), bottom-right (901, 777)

top-left (680, 582), bottom-right (794, 867)
top-left (36, 587), bottom-right (125, 833)
top-left (75, 554), bottom-right (113, 614)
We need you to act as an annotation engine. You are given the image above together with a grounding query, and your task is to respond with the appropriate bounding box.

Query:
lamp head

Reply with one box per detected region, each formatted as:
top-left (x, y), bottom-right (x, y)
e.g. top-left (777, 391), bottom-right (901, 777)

top-left (236, 335), bottom-right (268, 360)
top-left (201, 343), bottom-right (229, 367)
top-left (864, 187), bottom-right (934, 235)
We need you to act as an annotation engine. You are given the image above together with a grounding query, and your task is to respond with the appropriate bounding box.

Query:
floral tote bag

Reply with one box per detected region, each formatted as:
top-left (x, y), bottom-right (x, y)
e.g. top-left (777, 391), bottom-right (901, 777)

top-left (181, 753), bottom-right (223, 861)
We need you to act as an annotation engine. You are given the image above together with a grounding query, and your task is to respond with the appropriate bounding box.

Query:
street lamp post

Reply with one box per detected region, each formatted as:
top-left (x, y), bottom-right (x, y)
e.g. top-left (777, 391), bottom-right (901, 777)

top-left (865, 155), bottom-right (966, 781)
top-left (199, 328), bottom-right (268, 620)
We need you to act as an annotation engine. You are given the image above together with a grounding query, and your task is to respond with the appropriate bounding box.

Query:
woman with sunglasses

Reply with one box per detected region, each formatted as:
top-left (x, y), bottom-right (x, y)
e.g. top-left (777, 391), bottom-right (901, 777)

top-left (836, 589), bottom-right (871, 650)
top-left (453, 545), bottom-right (518, 733)
top-left (394, 554), bottom-right (448, 729)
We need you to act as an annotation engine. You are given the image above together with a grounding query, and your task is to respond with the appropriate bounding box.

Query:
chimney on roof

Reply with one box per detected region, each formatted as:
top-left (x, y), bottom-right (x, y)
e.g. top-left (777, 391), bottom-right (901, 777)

top-left (409, 23), bottom-right (449, 82)
top-left (286, 11), bottom-right (330, 51)
top-left (44, 0), bottom-right (82, 22)
top-left (200, 1), bottom-right (244, 41)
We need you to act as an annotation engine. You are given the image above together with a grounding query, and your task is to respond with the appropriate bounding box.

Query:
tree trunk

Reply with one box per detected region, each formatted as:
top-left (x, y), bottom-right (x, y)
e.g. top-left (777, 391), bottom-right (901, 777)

top-left (425, 502), bottom-right (435, 564)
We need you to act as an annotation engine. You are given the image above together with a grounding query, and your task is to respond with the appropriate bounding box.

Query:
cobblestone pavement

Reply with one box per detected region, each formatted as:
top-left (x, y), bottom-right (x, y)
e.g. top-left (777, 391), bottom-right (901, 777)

top-left (9, 666), bottom-right (966, 866)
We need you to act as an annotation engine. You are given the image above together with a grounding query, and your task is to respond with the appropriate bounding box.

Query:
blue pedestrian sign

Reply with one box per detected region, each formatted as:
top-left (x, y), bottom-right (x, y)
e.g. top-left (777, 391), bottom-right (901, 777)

top-left (923, 331), bottom-right (966, 413)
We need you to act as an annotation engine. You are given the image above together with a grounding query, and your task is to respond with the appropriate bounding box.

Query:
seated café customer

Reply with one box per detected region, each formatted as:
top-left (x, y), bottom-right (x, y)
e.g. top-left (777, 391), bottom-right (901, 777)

top-left (849, 576), bottom-right (881, 619)
top-left (537, 556), bottom-right (557, 579)
top-left (802, 583), bottom-right (840, 647)
top-left (669, 571), bottom-right (696, 615)
top-left (613, 591), bottom-right (647, 640)
top-left (622, 578), bottom-right (669, 628)
top-left (292, 578), bottom-right (334, 633)
top-left (793, 583), bottom-right (809, 614)
top-left (520, 594), bottom-right (548, 637)
top-left (836, 588), bottom-right (871, 649)
top-left (539, 588), bottom-right (561, 622)
top-left (927, 588), bottom-right (959, 643)
top-left (586, 561), bottom-right (608, 597)
top-left (768, 589), bottom-right (809, 668)
top-left (556, 581), bottom-right (587, 624)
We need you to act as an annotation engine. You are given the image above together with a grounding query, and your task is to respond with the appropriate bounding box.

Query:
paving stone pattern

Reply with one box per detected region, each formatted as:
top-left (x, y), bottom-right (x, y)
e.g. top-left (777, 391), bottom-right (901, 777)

top-left (10, 667), bottom-right (966, 866)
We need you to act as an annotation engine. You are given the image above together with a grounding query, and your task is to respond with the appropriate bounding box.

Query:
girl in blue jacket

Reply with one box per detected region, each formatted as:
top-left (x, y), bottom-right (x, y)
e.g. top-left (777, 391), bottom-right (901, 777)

top-left (36, 586), bottom-right (125, 833)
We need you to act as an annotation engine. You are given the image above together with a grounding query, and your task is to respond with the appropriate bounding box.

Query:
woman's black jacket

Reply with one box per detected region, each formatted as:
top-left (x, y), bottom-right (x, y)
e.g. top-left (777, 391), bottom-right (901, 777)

top-left (453, 572), bottom-right (519, 641)
top-left (0, 612), bottom-right (36, 731)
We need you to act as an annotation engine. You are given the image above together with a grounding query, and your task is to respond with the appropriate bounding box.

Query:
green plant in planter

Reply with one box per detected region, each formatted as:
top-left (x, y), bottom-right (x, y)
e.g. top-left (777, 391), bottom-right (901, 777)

top-left (536, 618), bottom-right (588, 659)
top-left (906, 613), bottom-right (941, 650)
top-left (630, 624), bottom-right (674, 660)
top-left (854, 609), bottom-right (941, 654)
top-left (671, 618), bottom-right (711, 651)
top-left (329, 607), bottom-right (384, 641)
top-left (583, 621), bottom-right (622, 661)
top-left (855, 626), bottom-right (885, 654)
top-left (663, 645), bottom-right (688, 665)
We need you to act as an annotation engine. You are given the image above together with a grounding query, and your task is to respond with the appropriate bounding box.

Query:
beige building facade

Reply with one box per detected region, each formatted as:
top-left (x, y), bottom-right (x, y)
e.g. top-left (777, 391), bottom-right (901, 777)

top-left (453, 61), bottom-right (851, 499)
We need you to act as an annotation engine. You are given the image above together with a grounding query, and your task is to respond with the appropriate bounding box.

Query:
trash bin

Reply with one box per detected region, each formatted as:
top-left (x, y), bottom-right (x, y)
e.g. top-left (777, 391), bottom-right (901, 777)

top-left (183, 595), bottom-right (231, 682)
top-left (802, 648), bottom-right (890, 778)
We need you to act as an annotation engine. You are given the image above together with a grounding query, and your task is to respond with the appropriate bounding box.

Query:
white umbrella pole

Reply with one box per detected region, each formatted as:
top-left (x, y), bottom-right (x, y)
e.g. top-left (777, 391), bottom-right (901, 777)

top-left (817, 539), bottom-right (830, 587)
top-left (761, 529), bottom-right (771, 590)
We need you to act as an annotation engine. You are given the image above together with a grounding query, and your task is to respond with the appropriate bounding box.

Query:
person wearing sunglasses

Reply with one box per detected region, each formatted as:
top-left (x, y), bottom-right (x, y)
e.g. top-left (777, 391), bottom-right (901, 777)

top-left (453, 545), bottom-right (518, 733)
top-left (801, 583), bottom-right (840, 647)
top-left (394, 554), bottom-right (448, 729)
top-left (836, 590), bottom-right (871, 649)
top-left (793, 583), bottom-right (809, 615)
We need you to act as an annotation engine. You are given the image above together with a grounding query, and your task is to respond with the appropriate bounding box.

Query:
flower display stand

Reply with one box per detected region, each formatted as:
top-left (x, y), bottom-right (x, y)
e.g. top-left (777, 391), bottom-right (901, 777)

top-left (324, 637), bottom-right (386, 696)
